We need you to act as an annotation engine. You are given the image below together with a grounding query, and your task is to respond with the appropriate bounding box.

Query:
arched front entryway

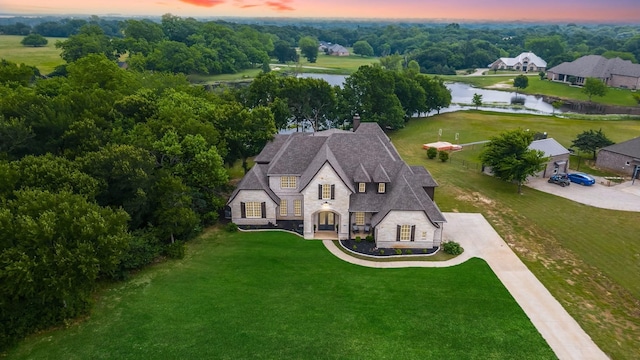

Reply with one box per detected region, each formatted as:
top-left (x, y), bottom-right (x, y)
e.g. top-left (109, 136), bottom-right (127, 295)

top-left (317, 211), bottom-right (336, 231)
top-left (314, 210), bottom-right (340, 240)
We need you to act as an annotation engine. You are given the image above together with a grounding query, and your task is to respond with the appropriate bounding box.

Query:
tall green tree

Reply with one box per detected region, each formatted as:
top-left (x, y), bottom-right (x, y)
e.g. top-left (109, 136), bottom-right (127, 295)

top-left (353, 40), bottom-right (374, 57)
top-left (77, 144), bottom-right (156, 230)
top-left (340, 65), bottom-right (404, 129)
top-left (299, 36), bottom-right (319, 63)
top-left (272, 41), bottom-right (298, 63)
top-left (20, 33), bottom-right (48, 47)
top-left (525, 36), bottom-right (566, 62)
top-left (571, 129), bottom-right (614, 160)
top-left (472, 93), bottom-right (483, 109)
top-left (0, 189), bottom-right (130, 348)
top-left (480, 129), bottom-right (547, 194)
top-left (582, 77), bottom-right (608, 101)
top-left (279, 77), bottom-right (336, 132)
top-left (513, 75), bottom-right (529, 97)
top-left (0, 60), bottom-right (36, 86)
top-left (55, 24), bottom-right (121, 62)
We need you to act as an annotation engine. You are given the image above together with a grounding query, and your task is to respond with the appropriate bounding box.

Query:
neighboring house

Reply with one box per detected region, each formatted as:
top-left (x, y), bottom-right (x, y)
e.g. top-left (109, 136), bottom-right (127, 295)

top-left (319, 41), bottom-right (350, 56)
top-left (595, 136), bottom-right (640, 178)
top-left (547, 55), bottom-right (640, 89)
top-left (227, 122), bottom-right (446, 249)
top-left (528, 138), bottom-right (570, 177)
top-left (488, 52), bottom-right (547, 72)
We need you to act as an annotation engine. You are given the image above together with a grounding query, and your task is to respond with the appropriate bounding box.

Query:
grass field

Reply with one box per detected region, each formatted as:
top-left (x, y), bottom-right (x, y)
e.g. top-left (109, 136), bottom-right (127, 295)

top-left (194, 52), bottom-right (378, 83)
top-left (5, 230), bottom-right (555, 359)
top-left (0, 35), bottom-right (65, 75)
top-left (445, 74), bottom-right (639, 107)
top-left (390, 111), bottom-right (640, 359)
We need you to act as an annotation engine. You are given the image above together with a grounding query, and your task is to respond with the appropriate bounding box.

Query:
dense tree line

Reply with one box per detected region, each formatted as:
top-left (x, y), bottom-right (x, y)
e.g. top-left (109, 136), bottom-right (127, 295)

top-left (0, 54), bottom-right (277, 348)
top-left (3, 15), bottom-right (640, 76)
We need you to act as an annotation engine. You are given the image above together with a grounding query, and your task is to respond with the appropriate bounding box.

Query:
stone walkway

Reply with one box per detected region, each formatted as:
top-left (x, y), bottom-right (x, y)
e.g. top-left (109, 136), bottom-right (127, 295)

top-left (323, 212), bottom-right (609, 360)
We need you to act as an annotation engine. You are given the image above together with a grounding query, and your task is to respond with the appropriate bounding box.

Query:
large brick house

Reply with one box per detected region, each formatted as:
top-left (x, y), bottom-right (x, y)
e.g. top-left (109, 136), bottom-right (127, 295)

top-left (595, 136), bottom-right (640, 178)
top-left (489, 52), bottom-right (547, 72)
top-left (547, 55), bottom-right (640, 89)
top-left (227, 122), bottom-right (446, 249)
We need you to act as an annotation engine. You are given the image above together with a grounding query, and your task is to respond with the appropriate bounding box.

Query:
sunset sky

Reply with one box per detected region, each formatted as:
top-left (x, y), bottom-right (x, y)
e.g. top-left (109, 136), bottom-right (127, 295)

top-left (2, 0), bottom-right (640, 22)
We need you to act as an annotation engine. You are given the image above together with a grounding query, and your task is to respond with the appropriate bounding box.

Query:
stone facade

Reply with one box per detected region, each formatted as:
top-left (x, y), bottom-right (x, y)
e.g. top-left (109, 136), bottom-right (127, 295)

top-left (375, 210), bottom-right (442, 249)
top-left (596, 150), bottom-right (638, 176)
top-left (228, 190), bottom-right (278, 226)
top-left (539, 153), bottom-right (570, 178)
top-left (302, 163), bottom-right (351, 239)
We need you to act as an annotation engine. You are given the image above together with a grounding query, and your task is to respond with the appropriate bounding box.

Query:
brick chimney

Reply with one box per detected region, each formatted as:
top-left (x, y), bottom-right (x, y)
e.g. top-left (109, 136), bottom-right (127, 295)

top-left (352, 114), bottom-right (361, 131)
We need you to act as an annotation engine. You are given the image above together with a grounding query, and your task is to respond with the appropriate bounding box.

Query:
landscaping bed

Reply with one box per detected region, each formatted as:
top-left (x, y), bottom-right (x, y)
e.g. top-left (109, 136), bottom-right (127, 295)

top-left (340, 239), bottom-right (438, 256)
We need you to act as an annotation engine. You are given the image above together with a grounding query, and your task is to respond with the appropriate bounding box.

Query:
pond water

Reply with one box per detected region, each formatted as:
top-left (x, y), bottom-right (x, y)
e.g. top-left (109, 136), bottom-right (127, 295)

top-left (298, 73), bottom-right (559, 115)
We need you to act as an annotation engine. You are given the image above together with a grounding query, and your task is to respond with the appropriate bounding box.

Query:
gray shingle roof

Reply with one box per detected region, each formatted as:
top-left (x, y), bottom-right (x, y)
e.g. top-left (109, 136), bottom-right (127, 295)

top-left (372, 163), bottom-right (391, 183)
top-left (230, 123), bottom-right (445, 225)
top-left (599, 136), bottom-right (640, 158)
top-left (227, 164), bottom-right (279, 204)
top-left (547, 55), bottom-right (640, 79)
top-left (268, 133), bottom-right (327, 175)
top-left (353, 163), bottom-right (372, 182)
top-left (529, 138), bottom-right (569, 157)
top-left (370, 164), bottom-right (446, 227)
top-left (254, 134), bottom-right (288, 164)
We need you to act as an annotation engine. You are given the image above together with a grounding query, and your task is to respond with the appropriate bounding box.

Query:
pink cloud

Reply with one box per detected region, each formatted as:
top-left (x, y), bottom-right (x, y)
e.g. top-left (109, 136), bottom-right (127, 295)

top-left (265, 0), bottom-right (294, 11)
top-left (179, 0), bottom-right (226, 7)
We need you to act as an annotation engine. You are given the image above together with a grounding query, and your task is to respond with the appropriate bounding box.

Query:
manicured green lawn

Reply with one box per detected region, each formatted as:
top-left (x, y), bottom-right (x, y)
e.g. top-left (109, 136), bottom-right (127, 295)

top-left (0, 35), bottom-right (66, 75)
top-left (390, 111), bottom-right (640, 359)
top-left (187, 53), bottom-right (377, 83)
top-left (300, 52), bottom-right (379, 73)
top-left (6, 230), bottom-right (554, 359)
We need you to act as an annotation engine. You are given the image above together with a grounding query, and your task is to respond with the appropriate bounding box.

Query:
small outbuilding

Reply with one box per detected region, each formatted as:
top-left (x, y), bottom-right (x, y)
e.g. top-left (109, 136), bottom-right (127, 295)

top-left (529, 138), bottom-right (570, 177)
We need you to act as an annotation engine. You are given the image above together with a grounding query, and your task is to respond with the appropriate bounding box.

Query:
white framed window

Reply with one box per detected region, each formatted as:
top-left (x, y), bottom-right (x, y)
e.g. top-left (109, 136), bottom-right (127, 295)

top-left (378, 183), bottom-right (386, 193)
top-left (355, 212), bottom-right (365, 226)
top-left (245, 202), bottom-right (262, 218)
top-left (280, 176), bottom-right (297, 189)
top-left (358, 183), bottom-right (366, 193)
top-left (294, 200), bottom-right (302, 216)
top-left (400, 225), bottom-right (411, 241)
top-left (322, 184), bottom-right (331, 199)
top-left (280, 199), bottom-right (287, 216)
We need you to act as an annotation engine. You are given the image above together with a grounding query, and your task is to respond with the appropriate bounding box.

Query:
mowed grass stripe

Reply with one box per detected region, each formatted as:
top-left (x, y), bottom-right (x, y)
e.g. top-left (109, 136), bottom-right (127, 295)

top-left (8, 231), bottom-right (554, 359)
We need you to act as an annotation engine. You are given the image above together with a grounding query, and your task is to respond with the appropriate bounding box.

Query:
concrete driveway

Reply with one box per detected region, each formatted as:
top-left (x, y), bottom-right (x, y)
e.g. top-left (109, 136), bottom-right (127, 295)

top-left (323, 212), bottom-right (608, 360)
top-left (526, 175), bottom-right (640, 212)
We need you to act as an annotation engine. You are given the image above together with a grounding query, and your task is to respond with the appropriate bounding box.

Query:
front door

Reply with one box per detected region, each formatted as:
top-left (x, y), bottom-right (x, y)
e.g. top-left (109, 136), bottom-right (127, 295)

top-left (318, 212), bottom-right (335, 231)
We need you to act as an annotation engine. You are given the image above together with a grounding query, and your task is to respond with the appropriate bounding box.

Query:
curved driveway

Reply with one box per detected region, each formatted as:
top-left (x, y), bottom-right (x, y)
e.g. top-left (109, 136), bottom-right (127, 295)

top-left (323, 212), bottom-right (609, 360)
top-left (525, 176), bottom-right (640, 211)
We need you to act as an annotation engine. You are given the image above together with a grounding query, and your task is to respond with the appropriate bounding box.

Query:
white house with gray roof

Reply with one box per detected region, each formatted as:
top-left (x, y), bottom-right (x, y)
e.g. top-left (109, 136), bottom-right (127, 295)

top-left (489, 52), bottom-right (547, 72)
top-left (227, 123), bottom-right (446, 249)
top-left (547, 55), bottom-right (640, 89)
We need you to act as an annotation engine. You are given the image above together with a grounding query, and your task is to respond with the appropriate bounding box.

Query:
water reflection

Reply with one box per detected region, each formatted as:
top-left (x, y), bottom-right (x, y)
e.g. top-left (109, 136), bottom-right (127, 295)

top-left (298, 73), bottom-right (559, 115)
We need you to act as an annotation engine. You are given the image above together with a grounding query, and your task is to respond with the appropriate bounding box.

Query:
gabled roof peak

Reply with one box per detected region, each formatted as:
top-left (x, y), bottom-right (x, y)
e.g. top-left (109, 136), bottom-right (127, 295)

top-left (372, 163), bottom-right (391, 183)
